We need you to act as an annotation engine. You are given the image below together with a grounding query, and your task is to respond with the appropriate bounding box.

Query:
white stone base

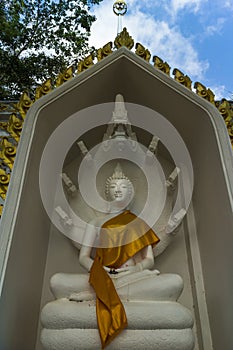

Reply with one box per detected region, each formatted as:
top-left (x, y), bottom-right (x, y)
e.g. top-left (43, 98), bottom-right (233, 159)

top-left (41, 328), bottom-right (195, 350)
top-left (40, 300), bottom-right (195, 350)
top-left (41, 299), bottom-right (193, 330)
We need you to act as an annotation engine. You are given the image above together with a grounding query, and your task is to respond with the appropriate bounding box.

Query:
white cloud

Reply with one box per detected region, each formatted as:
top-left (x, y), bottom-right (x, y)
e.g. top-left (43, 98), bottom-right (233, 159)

top-left (205, 17), bottom-right (226, 36)
top-left (209, 84), bottom-right (232, 100)
top-left (166, 0), bottom-right (204, 16)
top-left (89, 1), bottom-right (209, 81)
top-left (224, 0), bottom-right (233, 10)
top-left (160, 0), bottom-right (209, 21)
top-left (117, 0), bottom-right (206, 17)
top-left (89, 1), bottom-right (119, 48)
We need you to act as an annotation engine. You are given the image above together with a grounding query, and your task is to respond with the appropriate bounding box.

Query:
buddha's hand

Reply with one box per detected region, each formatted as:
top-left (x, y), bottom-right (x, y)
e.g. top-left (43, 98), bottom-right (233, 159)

top-left (115, 263), bottom-right (143, 273)
top-left (103, 266), bottom-right (111, 273)
top-left (104, 266), bottom-right (120, 275)
top-left (116, 265), bottom-right (160, 274)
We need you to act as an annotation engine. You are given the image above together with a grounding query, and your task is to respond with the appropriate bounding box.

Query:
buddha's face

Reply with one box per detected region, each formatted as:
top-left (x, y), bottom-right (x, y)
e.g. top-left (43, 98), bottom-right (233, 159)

top-left (108, 179), bottom-right (132, 203)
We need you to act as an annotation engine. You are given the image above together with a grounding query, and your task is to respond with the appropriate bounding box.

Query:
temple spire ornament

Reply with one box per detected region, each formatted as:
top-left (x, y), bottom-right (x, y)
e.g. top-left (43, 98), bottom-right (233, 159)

top-left (113, 0), bottom-right (127, 34)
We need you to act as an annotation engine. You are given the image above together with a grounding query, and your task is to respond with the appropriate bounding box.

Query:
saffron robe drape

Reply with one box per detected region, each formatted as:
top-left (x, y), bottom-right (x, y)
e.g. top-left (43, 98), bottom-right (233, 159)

top-left (89, 210), bottom-right (160, 349)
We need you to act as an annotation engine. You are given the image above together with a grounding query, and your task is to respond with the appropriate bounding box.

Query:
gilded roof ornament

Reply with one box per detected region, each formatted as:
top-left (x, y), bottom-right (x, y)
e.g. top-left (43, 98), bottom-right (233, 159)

top-left (114, 27), bottom-right (134, 50)
top-left (0, 122), bottom-right (8, 134)
top-left (7, 114), bottom-right (23, 143)
top-left (15, 91), bottom-right (32, 120)
top-left (56, 66), bottom-right (74, 87)
top-left (97, 42), bottom-right (113, 62)
top-left (0, 137), bottom-right (17, 170)
top-left (153, 56), bottom-right (170, 75)
top-left (218, 99), bottom-right (233, 145)
top-left (194, 82), bottom-right (215, 104)
top-left (0, 168), bottom-right (10, 200)
top-left (217, 99), bottom-right (233, 122)
top-left (56, 73), bottom-right (65, 88)
top-left (0, 104), bottom-right (8, 112)
top-left (135, 43), bottom-right (151, 62)
top-left (228, 124), bottom-right (233, 139)
top-left (173, 69), bottom-right (192, 90)
top-left (77, 54), bottom-right (94, 73)
top-left (35, 78), bottom-right (53, 100)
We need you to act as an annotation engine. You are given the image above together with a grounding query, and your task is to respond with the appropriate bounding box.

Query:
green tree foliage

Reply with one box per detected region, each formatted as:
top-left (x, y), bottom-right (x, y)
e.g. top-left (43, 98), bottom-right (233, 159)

top-left (0, 0), bottom-right (102, 99)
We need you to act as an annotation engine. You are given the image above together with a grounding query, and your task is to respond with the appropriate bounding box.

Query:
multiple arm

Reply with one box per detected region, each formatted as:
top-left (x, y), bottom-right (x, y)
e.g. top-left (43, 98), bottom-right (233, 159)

top-left (138, 245), bottom-right (155, 270)
top-left (79, 245), bottom-right (93, 272)
top-left (79, 221), bottom-right (97, 272)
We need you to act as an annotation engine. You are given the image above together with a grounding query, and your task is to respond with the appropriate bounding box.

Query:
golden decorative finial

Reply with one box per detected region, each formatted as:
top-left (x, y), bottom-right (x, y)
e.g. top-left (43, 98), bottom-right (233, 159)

top-left (114, 28), bottom-right (134, 50)
top-left (113, 0), bottom-right (127, 34)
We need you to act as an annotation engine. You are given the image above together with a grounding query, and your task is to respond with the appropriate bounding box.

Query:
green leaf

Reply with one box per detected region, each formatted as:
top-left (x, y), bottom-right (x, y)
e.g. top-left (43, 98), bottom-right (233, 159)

top-left (0, 0), bottom-right (103, 99)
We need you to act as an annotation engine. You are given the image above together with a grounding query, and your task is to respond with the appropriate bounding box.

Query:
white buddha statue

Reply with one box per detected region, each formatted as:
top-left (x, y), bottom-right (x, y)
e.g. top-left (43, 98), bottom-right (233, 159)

top-left (49, 164), bottom-right (184, 349)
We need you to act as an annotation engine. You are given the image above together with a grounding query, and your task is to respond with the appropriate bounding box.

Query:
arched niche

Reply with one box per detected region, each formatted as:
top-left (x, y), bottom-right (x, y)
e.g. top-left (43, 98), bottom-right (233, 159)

top-left (0, 48), bottom-right (232, 350)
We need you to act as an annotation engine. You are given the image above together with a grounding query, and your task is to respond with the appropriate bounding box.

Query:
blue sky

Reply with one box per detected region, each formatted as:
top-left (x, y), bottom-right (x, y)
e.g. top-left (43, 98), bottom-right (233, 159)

top-left (89, 0), bottom-right (233, 100)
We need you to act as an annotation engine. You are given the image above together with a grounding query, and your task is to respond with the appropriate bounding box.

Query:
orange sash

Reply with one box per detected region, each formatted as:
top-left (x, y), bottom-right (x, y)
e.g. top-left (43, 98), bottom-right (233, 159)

top-left (89, 210), bottom-right (160, 348)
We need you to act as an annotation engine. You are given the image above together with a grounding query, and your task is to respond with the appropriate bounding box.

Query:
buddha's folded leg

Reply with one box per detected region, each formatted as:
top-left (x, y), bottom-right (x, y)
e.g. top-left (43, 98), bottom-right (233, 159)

top-left (50, 273), bottom-right (94, 299)
top-left (115, 272), bottom-right (184, 301)
top-left (50, 271), bottom-right (183, 302)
